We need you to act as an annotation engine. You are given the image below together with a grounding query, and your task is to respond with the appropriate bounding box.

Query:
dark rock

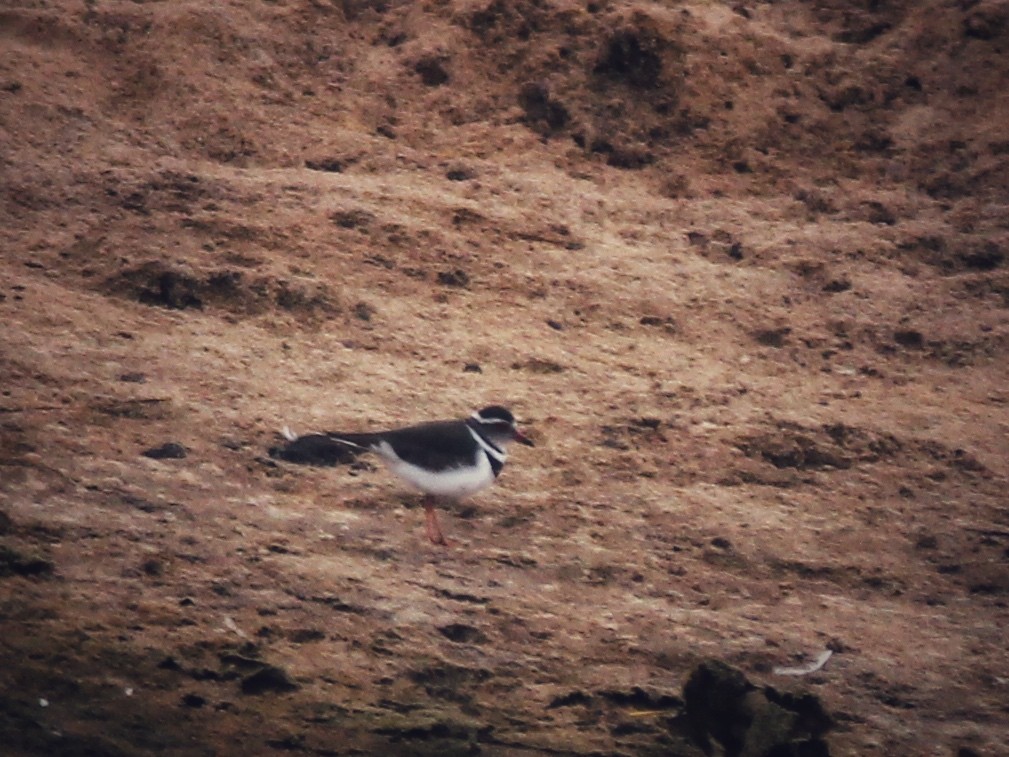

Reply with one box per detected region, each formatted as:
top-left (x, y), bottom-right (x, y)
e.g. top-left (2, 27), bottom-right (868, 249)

top-left (181, 693), bottom-right (206, 708)
top-left (433, 587), bottom-right (489, 604)
top-left (128, 496), bottom-right (176, 519)
top-left (795, 188), bottom-right (837, 215)
top-left (737, 430), bottom-right (850, 471)
top-left (445, 167), bottom-right (475, 181)
top-left (437, 269), bottom-right (470, 287)
top-left (330, 208), bottom-right (375, 229)
top-left (640, 315), bottom-right (677, 332)
top-left (303, 594), bottom-right (367, 613)
top-left (274, 280), bottom-right (338, 314)
top-left (594, 28), bottom-right (664, 89)
top-left (266, 734), bottom-right (306, 751)
top-left (606, 145), bottom-right (655, 170)
top-left (862, 201), bottom-right (896, 225)
top-left (142, 442), bottom-right (187, 460)
top-left (893, 330), bottom-right (924, 349)
top-left (372, 720), bottom-right (471, 743)
top-left (437, 623), bottom-right (488, 644)
top-left (414, 56), bottom-right (449, 86)
top-left (240, 665), bottom-right (299, 695)
top-left (142, 270), bottom-right (203, 310)
top-left (822, 279), bottom-right (851, 293)
top-left (632, 417), bottom-right (662, 431)
top-left (753, 327), bottom-right (792, 348)
top-left (353, 301), bottom-right (376, 321)
top-left (964, 5), bottom-right (1008, 40)
top-left (463, 362), bottom-right (482, 373)
top-left (683, 659), bottom-right (832, 757)
top-left (304, 158), bottom-right (344, 173)
top-left (519, 82), bottom-right (570, 133)
top-left (599, 686), bottom-right (681, 710)
top-left (288, 629), bottom-right (326, 644)
top-left (548, 690), bottom-right (593, 708)
top-left (960, 242), bottom-right (1004, 271)
top-left (157, 656), bottom-right (183, 671)
top-left (0, 545), bottom-right (54, 577)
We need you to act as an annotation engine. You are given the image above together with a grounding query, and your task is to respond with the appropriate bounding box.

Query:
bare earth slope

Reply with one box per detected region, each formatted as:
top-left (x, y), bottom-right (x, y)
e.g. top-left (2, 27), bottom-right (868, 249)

top-left (2, 1), bottom-right (1008, 755)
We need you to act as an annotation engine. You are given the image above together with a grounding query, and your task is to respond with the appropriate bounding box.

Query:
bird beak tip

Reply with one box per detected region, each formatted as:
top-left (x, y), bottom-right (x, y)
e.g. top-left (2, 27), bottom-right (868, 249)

top-left (515, 430), bottom-right (535, 447)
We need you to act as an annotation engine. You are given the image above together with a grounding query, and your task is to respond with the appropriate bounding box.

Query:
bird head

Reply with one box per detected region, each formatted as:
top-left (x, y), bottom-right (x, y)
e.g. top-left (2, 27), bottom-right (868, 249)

top-left (473, 405), bottom-right (535, 447)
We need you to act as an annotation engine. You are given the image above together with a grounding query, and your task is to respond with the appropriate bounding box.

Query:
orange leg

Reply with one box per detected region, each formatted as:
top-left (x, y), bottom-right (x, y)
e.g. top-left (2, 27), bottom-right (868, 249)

top-left (423, 496), bottom-right (451, 547)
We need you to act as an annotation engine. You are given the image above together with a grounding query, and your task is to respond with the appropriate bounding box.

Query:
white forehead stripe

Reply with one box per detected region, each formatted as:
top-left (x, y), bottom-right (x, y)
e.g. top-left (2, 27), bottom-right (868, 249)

top-left (473, 413), bottom-right (513, 427)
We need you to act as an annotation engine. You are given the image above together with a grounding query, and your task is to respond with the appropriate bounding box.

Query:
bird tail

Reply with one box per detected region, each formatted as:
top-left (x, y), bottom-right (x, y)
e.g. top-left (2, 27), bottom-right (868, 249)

top-left (322, 432), bottom-right (378, 452)
top-left (269, 428), bottom-right (371, 466)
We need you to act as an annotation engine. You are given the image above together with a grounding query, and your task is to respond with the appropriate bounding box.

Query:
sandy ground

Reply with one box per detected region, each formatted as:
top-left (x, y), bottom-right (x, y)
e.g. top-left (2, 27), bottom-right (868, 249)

top-left (2, 1), bottom-right (1008, 755)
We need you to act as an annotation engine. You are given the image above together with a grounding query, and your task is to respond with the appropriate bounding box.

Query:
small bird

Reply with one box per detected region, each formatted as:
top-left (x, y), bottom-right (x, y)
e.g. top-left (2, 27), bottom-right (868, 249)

top-left (272, 406), bottom-right (534, 545)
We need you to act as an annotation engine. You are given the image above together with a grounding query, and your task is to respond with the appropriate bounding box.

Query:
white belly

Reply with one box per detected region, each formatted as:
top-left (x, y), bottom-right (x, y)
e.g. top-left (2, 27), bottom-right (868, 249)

top-left (386, 451), bottom-right (495, 499)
